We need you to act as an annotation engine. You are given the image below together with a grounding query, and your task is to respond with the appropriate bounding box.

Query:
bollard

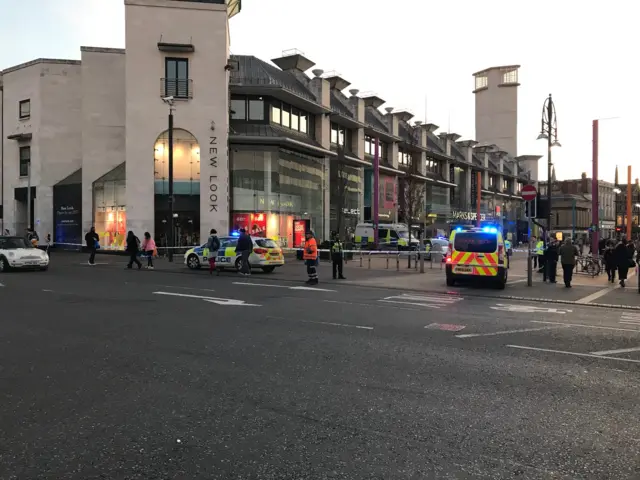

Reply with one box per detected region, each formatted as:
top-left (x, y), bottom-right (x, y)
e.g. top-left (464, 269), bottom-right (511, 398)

top-left (368, 252), bottom-right (371, 269)
top-left (414, 253), bottom-right (418, 270)
top-left (430, 253), bottom-right (433, 269)
top-left (386, 255), bottom-right (389, 269)
top-left (359, 250), bottom-right (363, 268)
top-left (396, 253), bottom-right (400, 271)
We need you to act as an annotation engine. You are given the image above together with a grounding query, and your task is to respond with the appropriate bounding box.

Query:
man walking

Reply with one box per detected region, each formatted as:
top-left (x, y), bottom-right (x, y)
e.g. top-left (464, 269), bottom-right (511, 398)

top-left (330, 231), bottom-right (346, 280)
top-left (85, 226), bottom-right (99, 265)
top-left (303, 230), bottom-right (318, 285)
top-left (558, 237), bottom-right (579, 288)
top-left (235, 228), bottom-right (253, 276)
top-left (544, 238), bottom-right (559, 283)
top-left (205, 229), bottom-right (221, 276)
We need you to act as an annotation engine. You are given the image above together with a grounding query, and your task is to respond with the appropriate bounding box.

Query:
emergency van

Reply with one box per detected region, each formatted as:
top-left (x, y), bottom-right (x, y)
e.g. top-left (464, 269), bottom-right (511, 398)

top-left (445, 226), bottom-right (509, 289)
top-left (354, 223), bottom-right (418, 250)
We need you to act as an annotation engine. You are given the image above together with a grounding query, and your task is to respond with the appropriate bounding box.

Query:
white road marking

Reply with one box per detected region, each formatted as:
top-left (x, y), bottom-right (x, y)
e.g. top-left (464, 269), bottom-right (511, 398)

top-left (576, 269), bottom-right (636, 304)
top-left (456, 325), bottom-right (570, 338)
top-left (491, 304), bottom-right (572, 314)
top-left (507, 279), bottom-right (528, 285)
top-left (153, 291), bottom-right (260, 306)
top-left (379, 299), bottom-right (440, 308)
top-left (80, 262), bottom-right (110, 265)
top-left (621, 313), bottom-right (640, 326)
top-left (233, 282), bottom-right (336, 292)
top-left (530, 320), bottom-right (640, 333)
top-left (507, 344), bottom-right (640, 364)
top-left (323, 300), bottom-right (423, 312)
top-left (379, 293), bottom-right (463, 309)
top-left (591, 346), bottom-right (640, 356)
top-left (0, 282), bottom-right (4, 287)
top-left (266, 315), bottom-right (372, 330)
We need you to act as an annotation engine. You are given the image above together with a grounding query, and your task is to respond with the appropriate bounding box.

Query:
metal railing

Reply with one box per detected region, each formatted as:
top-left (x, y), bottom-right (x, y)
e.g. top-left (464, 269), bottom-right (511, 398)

top-left (160, 78), bottom-right (193, 99)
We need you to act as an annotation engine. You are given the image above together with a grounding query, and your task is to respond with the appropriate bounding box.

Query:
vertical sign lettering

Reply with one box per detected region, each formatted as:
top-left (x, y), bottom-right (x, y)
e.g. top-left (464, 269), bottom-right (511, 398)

top-left (209, 136), bottom-right (218, 212)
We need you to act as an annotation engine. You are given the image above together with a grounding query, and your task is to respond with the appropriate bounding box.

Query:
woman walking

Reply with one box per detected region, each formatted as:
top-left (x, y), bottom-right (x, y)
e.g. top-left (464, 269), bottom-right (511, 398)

top-left (614, 239), bottom-right (631, 287)
top-left (141, 232), bottom-right (156, 269)
top-left (125, 231), bottom-right (142, 270)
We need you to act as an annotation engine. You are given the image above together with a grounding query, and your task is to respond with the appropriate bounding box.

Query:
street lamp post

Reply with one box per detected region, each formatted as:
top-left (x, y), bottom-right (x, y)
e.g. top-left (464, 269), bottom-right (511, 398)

top-left (163, 96), bottom-right (176, 261)
top-left (537, 94), bottom-right (561, 246)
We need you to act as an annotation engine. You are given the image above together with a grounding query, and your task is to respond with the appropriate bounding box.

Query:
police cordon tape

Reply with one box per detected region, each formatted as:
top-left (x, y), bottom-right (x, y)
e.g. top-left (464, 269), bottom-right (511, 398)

top-left (47, 242), bottom-right (527, 254)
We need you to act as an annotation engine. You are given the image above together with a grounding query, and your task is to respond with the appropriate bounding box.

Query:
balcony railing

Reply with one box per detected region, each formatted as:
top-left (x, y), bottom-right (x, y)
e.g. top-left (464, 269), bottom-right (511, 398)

top-left (160, 78), bottom-right (193, 99)
top-left (229, 75), bottom-right (316, 102)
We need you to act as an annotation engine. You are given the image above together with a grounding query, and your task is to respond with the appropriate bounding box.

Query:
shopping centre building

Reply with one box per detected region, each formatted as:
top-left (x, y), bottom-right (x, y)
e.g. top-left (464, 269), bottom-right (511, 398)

top-left (0, 0), bottom-right (540, 249)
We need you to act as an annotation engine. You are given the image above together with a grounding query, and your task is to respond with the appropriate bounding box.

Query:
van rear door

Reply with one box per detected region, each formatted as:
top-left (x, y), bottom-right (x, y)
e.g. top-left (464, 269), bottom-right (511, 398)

top-left (452, 232), bottom-right (499, 275)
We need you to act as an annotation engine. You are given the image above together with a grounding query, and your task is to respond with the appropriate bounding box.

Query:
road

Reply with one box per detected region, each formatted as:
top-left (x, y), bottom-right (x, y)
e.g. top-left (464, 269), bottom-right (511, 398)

top-left (1, 258), bottom-right (639, 479)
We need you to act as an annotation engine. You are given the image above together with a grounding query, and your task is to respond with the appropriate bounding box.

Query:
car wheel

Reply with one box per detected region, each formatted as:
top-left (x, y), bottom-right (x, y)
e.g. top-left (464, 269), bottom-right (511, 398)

top-left (187, 254), bottom-right (200, 270)
top-left (446, 276), bottom-right (455, 287)
top-left (0, 256), bottom-right (9, 272)
top-left (262, 266), bottom-right (275, 273)
top-left (235, 257), bottom-right (243, 272)
top-left (496, 271), bottom-right (507, 289)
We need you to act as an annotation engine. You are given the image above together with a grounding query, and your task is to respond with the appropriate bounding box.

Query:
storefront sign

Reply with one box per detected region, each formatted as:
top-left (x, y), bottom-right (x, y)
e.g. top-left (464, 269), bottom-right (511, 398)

top-left (342, 208), bottom-right (360, 216)
top-left (452, 211), bottom-right (486, 221)
top-left (293, 219), bottom-right (309, 248)
top-left (208, 136), bottom-right (219, 213)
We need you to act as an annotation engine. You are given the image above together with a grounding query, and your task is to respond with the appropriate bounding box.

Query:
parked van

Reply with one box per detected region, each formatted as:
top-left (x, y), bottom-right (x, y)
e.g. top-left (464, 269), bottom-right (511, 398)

top-left (354, 223), bottom-right (419, 250)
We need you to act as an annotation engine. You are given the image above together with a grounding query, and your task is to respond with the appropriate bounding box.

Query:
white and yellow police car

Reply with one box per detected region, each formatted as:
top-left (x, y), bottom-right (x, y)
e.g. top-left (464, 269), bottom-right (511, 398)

top-left (184, 235), bottom-right (284, 273)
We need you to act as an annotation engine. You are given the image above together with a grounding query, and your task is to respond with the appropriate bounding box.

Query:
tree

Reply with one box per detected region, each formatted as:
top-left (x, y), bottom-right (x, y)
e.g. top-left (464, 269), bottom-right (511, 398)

top-left (398, 124), bottom-right (426, 267)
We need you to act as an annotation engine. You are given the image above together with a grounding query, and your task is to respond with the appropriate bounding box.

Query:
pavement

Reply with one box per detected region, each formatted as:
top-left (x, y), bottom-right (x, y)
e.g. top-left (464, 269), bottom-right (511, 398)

top-left (1, 254), bottom-right (640, 478)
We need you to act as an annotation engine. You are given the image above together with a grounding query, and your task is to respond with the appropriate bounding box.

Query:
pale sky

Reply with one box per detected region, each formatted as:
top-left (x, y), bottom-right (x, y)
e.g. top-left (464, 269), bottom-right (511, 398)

top-left (1, 0), bottom-right (638, 184)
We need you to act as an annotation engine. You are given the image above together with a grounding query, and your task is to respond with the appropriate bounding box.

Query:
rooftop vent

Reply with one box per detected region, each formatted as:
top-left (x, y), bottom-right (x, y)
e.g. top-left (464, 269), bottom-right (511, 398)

top-left (311, 69), bottom-right (324, 78)
top-left (348, 89), bottom-right (359, 97)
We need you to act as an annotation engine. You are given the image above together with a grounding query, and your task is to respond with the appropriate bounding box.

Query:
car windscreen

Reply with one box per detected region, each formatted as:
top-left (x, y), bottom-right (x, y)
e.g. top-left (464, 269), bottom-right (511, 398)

top-left (255, 239), bottom-right (278, 249)
top-left (453, 233), bottom-right (497, 253)
top-left (0, 237), bottom-right (31, 249)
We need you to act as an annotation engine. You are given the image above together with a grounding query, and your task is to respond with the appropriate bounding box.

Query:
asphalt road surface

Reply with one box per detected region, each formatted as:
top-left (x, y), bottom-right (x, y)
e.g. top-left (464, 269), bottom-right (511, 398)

top-left (1, 259), bottom-right (639, 479)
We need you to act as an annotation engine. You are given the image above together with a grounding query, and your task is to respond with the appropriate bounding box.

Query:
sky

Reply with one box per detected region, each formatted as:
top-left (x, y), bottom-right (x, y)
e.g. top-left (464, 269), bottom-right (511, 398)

top-left (1, 0), bottom-right (638, 184)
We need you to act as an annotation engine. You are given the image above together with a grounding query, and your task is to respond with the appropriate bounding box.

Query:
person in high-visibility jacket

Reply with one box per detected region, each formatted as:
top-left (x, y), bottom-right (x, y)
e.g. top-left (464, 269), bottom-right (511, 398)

top-left (535, 238), bottom-right (545, 273)
top-left (303, 230), bottom-right (319, 285)
top-left (330, 231), bottom-right (346, 280)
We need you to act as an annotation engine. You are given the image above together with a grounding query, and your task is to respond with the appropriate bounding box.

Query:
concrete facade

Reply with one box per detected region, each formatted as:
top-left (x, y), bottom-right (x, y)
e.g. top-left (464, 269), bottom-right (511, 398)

top-left (0, 59), bottom-right (82, 238)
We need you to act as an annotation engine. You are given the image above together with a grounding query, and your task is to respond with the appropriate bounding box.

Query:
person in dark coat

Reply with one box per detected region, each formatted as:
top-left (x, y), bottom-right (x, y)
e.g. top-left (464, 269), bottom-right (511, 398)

top-left (125, 231), bottom-right (142, 270)
top-left (234, 228), bottom-right (253, 276)
top-left (614, 239), bottom-right (631, 287)
top-left (85, 227), bottom-right (100, 265)
top-left (603, 241), bottom-right (617, 283)
top-left (543, 239), bottom-right (559, 283)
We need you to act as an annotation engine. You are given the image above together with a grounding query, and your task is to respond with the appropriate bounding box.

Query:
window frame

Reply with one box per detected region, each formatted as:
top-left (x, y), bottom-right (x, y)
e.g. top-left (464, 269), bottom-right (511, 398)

top-left (19, 146), bottom-right (31, 177)
top-left (19, 99), bottom-right (31, 120)
top-left (164, 57), bottom-right (190, 99)
top-left (248, 97), bottom-right (265, 121)
top-left (230, 97), bottom-right (247, 120)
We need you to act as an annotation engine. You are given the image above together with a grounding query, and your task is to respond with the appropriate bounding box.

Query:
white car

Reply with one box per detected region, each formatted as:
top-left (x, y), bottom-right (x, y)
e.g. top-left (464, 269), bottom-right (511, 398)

top-left (0, 236), bottom-right (50, 272)
top-left (184, 235), bottom-right (285, 273)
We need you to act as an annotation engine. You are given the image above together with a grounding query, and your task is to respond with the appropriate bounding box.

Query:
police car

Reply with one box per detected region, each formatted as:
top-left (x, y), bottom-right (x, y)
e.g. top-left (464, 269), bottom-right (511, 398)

top-left (184, 235), bottom-right (285, 273)
top-left (0, 236), bottom-right (50, 272)
top-left (445, 226), bottom-right (509, 289)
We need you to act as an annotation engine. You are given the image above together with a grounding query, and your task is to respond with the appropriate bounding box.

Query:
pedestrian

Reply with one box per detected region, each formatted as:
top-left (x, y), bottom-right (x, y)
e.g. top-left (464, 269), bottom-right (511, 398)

top-left (85, 226), bottom-right (100, 265)
top-left (544, 239), bottom-right (559, 283)
top-left (45, 233), bottom-right (52, 255)
top-left (303, 230), bottom-right (319, 285)
top-left (125, 231), bottom-right (142, 270)
top-left (234, 228), bottom-right (253, 276)
top-left (141, 232), bottom-right (156, 269)
top-left (604, 241), bottom-right (617, 283)
top-left (330, 231), bottom-right (346, 280)
top-left (558, 237), bottom-right (579, 288)
top-left (615, 239), bottom-right (635, 288)
top-left (205, 228), bottom-right (221, 275)
top-left (535, 236), bottom-right (545, 272)
top-left (531, 236), bottom-right (538, 269)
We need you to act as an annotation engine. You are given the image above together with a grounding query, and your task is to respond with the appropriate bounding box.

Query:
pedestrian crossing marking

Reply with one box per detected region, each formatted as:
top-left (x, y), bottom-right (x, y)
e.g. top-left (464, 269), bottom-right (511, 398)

top-left (379, 293), bottom-right (464, 309)
top-left (620, 312), bottom-right (640, 326)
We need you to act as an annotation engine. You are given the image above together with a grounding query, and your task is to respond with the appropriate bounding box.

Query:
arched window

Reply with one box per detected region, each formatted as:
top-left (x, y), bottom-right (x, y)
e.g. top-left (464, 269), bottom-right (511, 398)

top-left (153, 129), bottom-right (200, 195)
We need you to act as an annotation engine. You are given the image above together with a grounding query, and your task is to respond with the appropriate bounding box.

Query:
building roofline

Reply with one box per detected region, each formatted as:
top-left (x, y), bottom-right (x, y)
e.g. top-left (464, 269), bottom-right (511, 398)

top-left (1, 58), bottom-right (81, 75)
top-left (472, 65), bottom-right (521, 77)
top-left (81, 46), bottom-right (126, 55)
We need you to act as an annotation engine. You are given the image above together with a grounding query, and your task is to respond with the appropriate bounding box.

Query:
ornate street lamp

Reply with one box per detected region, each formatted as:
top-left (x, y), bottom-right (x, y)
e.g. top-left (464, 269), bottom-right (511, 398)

top-left (537, 94), bottom-right (561, 245)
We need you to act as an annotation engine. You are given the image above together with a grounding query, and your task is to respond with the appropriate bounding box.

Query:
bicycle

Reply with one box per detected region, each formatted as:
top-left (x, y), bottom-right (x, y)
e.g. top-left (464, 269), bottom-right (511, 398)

top-left (576, 255), bottom-right (601, 277)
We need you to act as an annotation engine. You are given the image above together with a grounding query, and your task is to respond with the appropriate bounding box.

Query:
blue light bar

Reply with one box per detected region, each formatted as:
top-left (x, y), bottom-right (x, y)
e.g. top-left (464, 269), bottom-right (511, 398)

top-left (455, 227), bottom-right (462, 232)
top-left (231, 231), bottom-right (240, 237)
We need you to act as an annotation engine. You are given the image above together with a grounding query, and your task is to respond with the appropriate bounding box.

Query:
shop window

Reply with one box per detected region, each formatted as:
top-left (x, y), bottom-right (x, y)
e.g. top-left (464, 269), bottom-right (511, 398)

top-left (154, 128), bottom-right (200, 195)
top-left (93, 163), bottom-right (127, 249)
top-left (231, 98), bottom-right (246, 120)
